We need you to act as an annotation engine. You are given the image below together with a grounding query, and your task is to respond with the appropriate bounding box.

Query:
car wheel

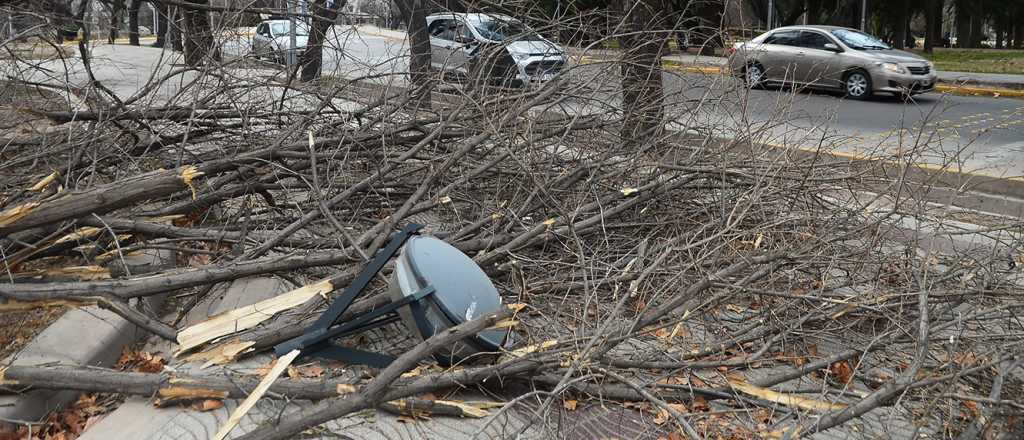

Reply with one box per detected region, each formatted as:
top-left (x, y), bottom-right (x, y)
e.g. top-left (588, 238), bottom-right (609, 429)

top-left (844, 70), bottom-right (873, 100)
top-left (744, 63), bottom-right (765, 89)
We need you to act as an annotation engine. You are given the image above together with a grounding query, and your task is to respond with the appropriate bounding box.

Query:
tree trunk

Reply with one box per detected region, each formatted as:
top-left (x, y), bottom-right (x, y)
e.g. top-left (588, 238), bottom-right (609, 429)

top-left (954, 1), bottom-right (969, 48)
top-left (619, 0), bottom-right (670, 146)
top-left (995, 18), bottom-right (1005, 49)
top-left (182, 0), bottom-right (219, 65)
top-left (395, 0), bottom-right (432, 109)
top-left (968, 10), bottom-right (982, 48)
top-left (893, 0), bottom-right (908, 49)
top-left (923, 0), bottom-right (936, 53)
top-left (108, 0), bottom-right (124, 44)
top-left (128, 0), bottom-right (142, 45)
top-left (154, 2), bottom-right (169, 47)
top-left (299, 0), bottom-right (346, 82)
top-left (1015, 17), bottom-right (1024, 49)
top-left (170, 7), bottom-right (184, 52)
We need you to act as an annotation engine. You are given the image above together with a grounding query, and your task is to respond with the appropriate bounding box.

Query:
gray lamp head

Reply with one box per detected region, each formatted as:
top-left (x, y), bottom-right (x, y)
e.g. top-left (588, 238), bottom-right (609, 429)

top-left (388, 236), bottom-right (506, 363)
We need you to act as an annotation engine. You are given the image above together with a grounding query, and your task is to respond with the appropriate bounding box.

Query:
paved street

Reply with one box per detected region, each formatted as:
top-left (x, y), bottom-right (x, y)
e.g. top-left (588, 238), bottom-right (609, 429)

top-left (25, 25), bottom-right (1024, 177)
top-left (300, 26), bottom-right (1024, 176)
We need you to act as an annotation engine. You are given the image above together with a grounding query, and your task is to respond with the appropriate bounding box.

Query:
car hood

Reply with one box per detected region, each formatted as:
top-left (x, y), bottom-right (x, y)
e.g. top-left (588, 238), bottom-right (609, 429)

top-left (273, 35), bottom-right (309, 48)
top-left (505, 39), bottom-right (563, 57)
top-left (863, 48), bottom-right (926, 64)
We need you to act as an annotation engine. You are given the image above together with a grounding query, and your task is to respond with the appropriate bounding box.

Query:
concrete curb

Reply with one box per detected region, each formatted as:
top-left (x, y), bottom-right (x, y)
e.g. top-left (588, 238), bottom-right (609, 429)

top-left (0, 249), bottom-right (174, 430)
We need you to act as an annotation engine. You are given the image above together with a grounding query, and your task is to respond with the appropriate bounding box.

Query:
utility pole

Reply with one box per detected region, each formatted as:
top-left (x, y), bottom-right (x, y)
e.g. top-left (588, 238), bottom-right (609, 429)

top-left (767, 0), bottom-right (773, 29)
top-left (860, 0), bottom-right (867, 31)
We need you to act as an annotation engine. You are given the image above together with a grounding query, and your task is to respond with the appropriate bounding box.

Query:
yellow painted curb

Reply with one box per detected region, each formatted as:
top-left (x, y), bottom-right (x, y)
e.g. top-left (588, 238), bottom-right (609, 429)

top-left (935, 84), bottom-right (1024, 98)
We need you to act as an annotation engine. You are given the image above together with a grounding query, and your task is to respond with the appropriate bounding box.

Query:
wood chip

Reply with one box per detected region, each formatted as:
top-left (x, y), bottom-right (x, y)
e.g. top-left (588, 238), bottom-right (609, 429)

top-left (0, 202), bottom-right (40, 227)
top-left (213, 349), bottom-right (300, 440)
top-left (182, 340), bottom-right (256, 368)
top-left (175, 279), bottom-right (334, 354)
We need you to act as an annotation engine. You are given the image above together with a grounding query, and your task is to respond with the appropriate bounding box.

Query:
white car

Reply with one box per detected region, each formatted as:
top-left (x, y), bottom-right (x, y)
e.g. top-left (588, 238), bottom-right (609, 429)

top-left (425, 13), bottom-right (566, 87)
top-left (252, 19), bottom-right (309, 63)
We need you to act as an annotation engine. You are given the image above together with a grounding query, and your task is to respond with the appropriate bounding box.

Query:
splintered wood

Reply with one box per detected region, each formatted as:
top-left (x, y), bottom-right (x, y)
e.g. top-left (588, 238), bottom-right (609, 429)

top-left (176, 279), bottom-right (333, 354)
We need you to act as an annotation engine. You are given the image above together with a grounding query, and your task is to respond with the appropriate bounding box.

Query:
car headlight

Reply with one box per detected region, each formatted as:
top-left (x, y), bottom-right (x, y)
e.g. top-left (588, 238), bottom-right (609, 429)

top-left (878, 62), bottom-right (906, 74)
top-left (509, 51), bottom-right (530, 61)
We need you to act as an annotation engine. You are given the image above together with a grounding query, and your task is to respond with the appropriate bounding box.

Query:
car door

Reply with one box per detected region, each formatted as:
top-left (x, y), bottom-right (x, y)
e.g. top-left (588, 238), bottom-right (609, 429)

top-left (253, 23), bottom-right (270, 56)
top-left (428, 18), bottom-right (460, 72)
top-left (759, 30), bottom-right (803, 84)
top-left (796, 31), bottom-right (843, 88)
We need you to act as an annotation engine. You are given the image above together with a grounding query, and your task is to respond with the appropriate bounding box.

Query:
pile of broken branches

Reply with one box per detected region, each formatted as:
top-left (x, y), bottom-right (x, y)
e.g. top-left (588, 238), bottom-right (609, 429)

top-left (3, 15), bottom-right (1024, 440)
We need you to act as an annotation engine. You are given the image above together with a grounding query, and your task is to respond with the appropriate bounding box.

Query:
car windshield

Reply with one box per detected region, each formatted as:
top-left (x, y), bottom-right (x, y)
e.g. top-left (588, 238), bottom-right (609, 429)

top-left (271, 22), bottom-right (309, 36)
top-left (472, 18), bottom-right (542, 42)
top-left (831, 29), bottom-right (890, 50)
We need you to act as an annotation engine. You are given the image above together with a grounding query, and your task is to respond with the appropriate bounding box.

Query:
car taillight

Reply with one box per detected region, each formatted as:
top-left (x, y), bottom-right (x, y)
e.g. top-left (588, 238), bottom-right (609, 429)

top-left (726, 46), bottom-right (736, 56)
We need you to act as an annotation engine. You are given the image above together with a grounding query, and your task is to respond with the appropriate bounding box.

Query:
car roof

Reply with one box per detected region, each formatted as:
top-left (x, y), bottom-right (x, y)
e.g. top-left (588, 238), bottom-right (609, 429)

top-left (426, 12), bottom-right (516, 23)
top-left (768, 25), bottom-right (857, 33)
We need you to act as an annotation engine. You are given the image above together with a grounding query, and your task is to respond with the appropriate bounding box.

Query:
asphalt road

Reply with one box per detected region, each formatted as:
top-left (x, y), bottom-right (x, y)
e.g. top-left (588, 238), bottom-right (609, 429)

top-left (304, 30), bottom-right (1024, 176)
top-left (660, 70), bottom-right (1024, 176)
top-left (37, 27), bottom-right (1024, 177)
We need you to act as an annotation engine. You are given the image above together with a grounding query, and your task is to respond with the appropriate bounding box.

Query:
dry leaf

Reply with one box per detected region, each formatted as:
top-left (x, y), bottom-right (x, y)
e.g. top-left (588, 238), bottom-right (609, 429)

top-left (653, 408), bottom-right (670, 425)
top-left (289, 363), bottom-right (325, 379)
top-left (692, 396), bottom-right (709, 412)
top-left (195, 399), bottom-right (224, 412)
top-left (830, 360), bottom-right (855, 385)
top-left (337, 384), bottom-right (357, 395)
top-left (563, 399), bottom-right (578, 411)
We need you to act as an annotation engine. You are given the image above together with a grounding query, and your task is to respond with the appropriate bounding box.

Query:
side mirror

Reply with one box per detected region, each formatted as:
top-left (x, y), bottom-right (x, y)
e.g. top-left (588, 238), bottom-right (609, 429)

top-left (824, 43), bottom-right (841, 52)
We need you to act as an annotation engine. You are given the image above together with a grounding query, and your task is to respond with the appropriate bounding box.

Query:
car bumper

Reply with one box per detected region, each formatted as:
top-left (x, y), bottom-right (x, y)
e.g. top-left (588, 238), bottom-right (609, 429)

top-left (514, 56), bottom-right (566, 84)
top-left (873, 70), bottom-right (939, 95)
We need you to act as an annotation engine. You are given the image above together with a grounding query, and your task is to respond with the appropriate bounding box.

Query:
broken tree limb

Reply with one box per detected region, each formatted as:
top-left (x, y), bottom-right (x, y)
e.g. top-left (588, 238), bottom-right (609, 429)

top-left (236, 303), bottom-right (521, 440)
top-left (0, 166), bottom-right (205, 236)
top-left (0, 250), bottom-right (357, 301)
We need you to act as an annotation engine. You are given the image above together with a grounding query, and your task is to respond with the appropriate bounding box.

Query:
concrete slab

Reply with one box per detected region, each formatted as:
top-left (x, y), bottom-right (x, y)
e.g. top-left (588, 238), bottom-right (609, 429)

top-left (0, 249), bottom-right (173, 427)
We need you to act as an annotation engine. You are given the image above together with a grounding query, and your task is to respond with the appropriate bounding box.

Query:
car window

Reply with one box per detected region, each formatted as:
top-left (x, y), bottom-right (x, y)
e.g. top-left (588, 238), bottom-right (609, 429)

top-left (472, 18), bottom-right (542, 42)
top-left (798, 31), bottom-right (834, 50)
top-left (764, 31), bottom-right (800, 46)
top-left (429, 19), bottom-right (457, 41)
top-left (831, 28), bottom-right (890, 50)
top-left (269, 22), bottom-right (309, 37)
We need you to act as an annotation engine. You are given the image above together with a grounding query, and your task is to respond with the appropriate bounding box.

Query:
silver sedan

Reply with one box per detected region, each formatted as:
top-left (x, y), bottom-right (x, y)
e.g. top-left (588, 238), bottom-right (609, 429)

top-left (726, 25), bottom-right (938, 100)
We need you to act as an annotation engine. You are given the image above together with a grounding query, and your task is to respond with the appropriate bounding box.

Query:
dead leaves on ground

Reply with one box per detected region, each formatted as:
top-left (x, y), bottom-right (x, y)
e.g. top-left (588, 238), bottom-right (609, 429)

top-left (0, 394), bottom-right (115, 440)
top-left (114, 348), bottom-right (166, 373)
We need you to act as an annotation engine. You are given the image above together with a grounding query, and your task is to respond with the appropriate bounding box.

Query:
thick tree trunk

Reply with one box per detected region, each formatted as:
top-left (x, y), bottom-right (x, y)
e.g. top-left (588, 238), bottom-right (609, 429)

top-left (182, 0), bottom-right (219, 65)
top-left (128, 0), bottom-right (142, 45)
top-left (395, 0), bottom-right (432, 109)
top-left (108, 0), bottom-right (124, 44)
top-left (299, 0), bottom-right (345, 82)
top-left (619, 0), bottom-right (670, 146)
top-left (154, 2), bottom-right (169, 47)
top-left (1015, 17), bottom-right (1024, 49)
top-left (170, 7), bottom-right (184, 51)
top-left (923, 0), bottom-right (936, 53)
top-left (995, 18), bottom-right (1005, 49)
top-left (892, 0), bottom-right (908, 49)
top-left (954, 1), bottom-right (969, 48)
top-left (968, 10), bottom-right (982, 48)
